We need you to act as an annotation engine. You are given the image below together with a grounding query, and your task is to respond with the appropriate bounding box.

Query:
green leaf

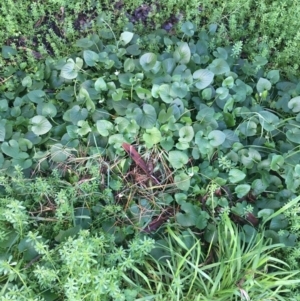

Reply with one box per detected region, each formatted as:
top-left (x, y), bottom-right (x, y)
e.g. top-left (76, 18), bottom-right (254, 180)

top-left (136, 87), bottom-right (152, 100)
top-left (96, 120), bottom-right (114, 137)
top-left (256, 78), bottom-right (271, 93)
top-left (168, 151), bottom-right (189, 169)
top-left (235, 184), bottom-right (251, 198)
top-left (229, 169), bottom-right (246, 183)
top-left (27, 90), bottom-right (45, 103)
top-left (208, 58), bottom-right (230, 75)
top-left (181, 21), bottom-right (195, 37)
top-left (22, 75), bottom-right (32, 88)
top-left (258, 110), bottom-right (279, 131)
top-left (1, 140), bottom-right (19, 157)
top-left (170, 82), bottom-right (188, 98)
top-left (173, 42), bottom-right (191, 64)
top-left (112, 88), bottom-right (123, 101)
top-left (37, 102), bottom-right (57, 117)
top-left (239, 121), bottom-right (257, 136)
top-left (270, 214), bottom-right (289, 231)
top-left (0, 99), bottom-right (8, 112)
top-left (95, 77), bottom-right (108, 91)
top-left (179, 126), bottom-right (194, 142)
top-left (61, 58), bottom-right (80, 79)
top-left (286, 128), bottom-right (300, 144)
top-left (120, 31), bottom-right (134, 45)
top-left (193, 69), bottom-right (214, 90)
top-left (76, 37), bottom-right (94, 48)
top-left (77, 120), bottom-right (91, 136)
top-left (133, 104), bottom-right (157, 129)
top-left (83, 50), bottom-right (99, 66)
top-left (0, 122), bottom-right (5, 142)
top-left (176, 201), bottom-right (201, 226)
top-left (208, 130), bottom-right (226, 147)
top-left (2, 45), bottom-right (17, 58)
top-left (139, 53), bottom-right (157, 71)
top-left (158, 84), bottom-right (173, 103)
top-left (31, 115), bottom-right (52, 135)
top-left (288, 96), bottom-right (300, 113)
top-left (160, 136), bottom-right (174, 151)
top-left (270, 155), bottom-right (284, 171)
top-left (267, 70), bottom-right (280, 84)
top-left (143, 128), bottom-right (161, 148)
top-left (50, 143), bottom-right (69, 162)
top-left (174, 172), bottom-right (190, 191)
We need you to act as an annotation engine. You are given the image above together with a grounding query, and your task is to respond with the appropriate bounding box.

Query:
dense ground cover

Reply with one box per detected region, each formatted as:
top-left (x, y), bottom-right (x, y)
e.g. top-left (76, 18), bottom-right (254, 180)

top-left (1, 1), bottom-right (300, 300)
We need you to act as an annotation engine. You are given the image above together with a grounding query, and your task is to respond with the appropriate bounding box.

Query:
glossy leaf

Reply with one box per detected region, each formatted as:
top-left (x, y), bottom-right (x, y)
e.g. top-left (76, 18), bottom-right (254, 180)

top-left (193, 69), bottom-right (214, 90)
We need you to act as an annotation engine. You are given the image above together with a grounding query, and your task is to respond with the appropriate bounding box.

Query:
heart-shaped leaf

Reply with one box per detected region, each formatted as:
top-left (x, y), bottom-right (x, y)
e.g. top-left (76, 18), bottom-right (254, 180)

top-left (288, 96), bottom-right (300, 112)
top-left (208, 58), bottom-right (230, 75)
top-left (143, 127), bottom-right (161, 148)
top-left (1, 140), bottom-right (19, 157)
top-left (173, 42), bottom-right (191, 64)
top-left (174, 172), bottom-right (190, 191)
top-left (257, 78), bottom-right (272, 93)
top-left (120, 31), bottom-right (134, 45)
top-left (193, 69), bottom-right (214, 90)
top-left (168, 151), bottom-right (189, 169)
top-left (31, 115), bottom-right (52, 135)
top-left (235, 184), bottom-right (251, 198)
top-left (83, 50), bottom-right (99, 67)
top-left (133, 104), bottom-right (157, 129)
top-left (229, 169), bottom-right (246, 183)
top-left (140, 53), bottom-right (157, 71)
top-left (208, 130), bottom-right (226, 147)
top-left (96, 120), bottom-right (114, 137)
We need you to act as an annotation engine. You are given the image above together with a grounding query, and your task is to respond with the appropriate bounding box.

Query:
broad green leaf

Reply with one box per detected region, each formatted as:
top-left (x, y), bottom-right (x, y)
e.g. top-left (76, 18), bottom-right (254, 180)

top-left (208, 58), bottom-right (230, 75)
top-left (139, 53), bottom-right (157, 71)
top-left (208, 130), bottom-right (226, 147)
top-left (270, 155), bottom-right (284, 171)
top-left (120, 31), bottom-right (134, 45)
top-left (112, 88), bottom-right (123, 101)
top-left (216, 87), bottom-right (229, 100)
top-left (76, 38), bottom-right (94, 48)
top-left (1, 140), bottom-right (19, 157)
top-left (251, 179), bottom-right (267, 195)
top-left (176, 201), bottom-right (201, 226)
top-left (83, 50), bottom-right (99, 66)
top-left (288, 96), bottom-right (300, 112)
top-left (258, 110), bottom-right (279, 131)
top-left (61, 58), bottom-right (79, 79)
top-left (222, 76), bottom-right (234, 88)
top-left (286, 128), bottom-right (300, 144)
top-left (239, 148), bottom-right (261, 168)
top-left (64, 105), bottom-right (88, 125)
top-left (193, 69), bottom-right (214, 90)
top-left (136, 87), bottom-right (152, 100)
top-left (170, 82), bottom-right (188, 98)
top-left (270, 214), bottom-right (289, 231)
top-left (77, 120), bottom-right (91, 136)
top-left (2, 45), bottom-right (17, 58)
top-left (37, 102), bottom-right (57, 117)
top-left (267, 70), bottom-right (280, 84)
top-left (0, 122), bottom-right (5, 142)
top-left (239, 121), bottom-right (257, 136)
top-left (22, 75), bottom-right (32, 88)
top-left (31, 115), bottom-right (52, 135)
top-left (160, 136), bottom-right (174, 151)
top-left (256, 78), bottom-right (271, 93)
top-left (133, 104), bottom-right (157, 129)
top-left (158, 84), bottom-right (173, 103)
top-left (95, 77), bottom-right (108, 91)
top-left (181, 21), bottom-right (195, 37)
top-left (179, 126), bottom-right (194, 142)
top-left (168, 151), bottom-right (189, 169)
top-left (229, 169), bottom-right (246, 183)
top-left (143, 127), bottom-right (161, 148)
top-left (27, 90), bottom-right (45, 103)
top-left (50, 143), bottom-right (69, 162)
top-left (96, 120), bottom-right (114, 137)
top-left (0, 99), bottom-right (8, 112)
top-left (174, 172), bottom-right (190, 191)
top-left (235, 184), bottom-right (251, 198)
top-left (173, 42), bottom-right (191, 64)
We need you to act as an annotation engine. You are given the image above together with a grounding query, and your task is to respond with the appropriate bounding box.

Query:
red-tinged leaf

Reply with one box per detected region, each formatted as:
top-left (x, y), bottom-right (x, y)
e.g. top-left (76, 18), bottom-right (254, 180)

top-left (122, 143), bottom-right (149, 175)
